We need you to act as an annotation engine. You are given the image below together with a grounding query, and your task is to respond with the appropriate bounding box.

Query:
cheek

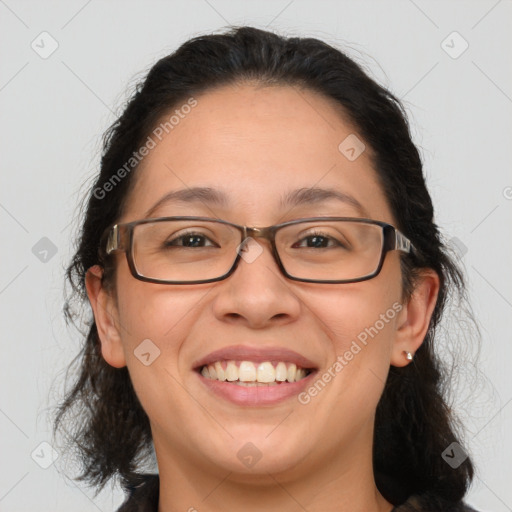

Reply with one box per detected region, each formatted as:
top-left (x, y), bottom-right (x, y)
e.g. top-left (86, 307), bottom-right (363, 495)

top-left (113, 282), bottom-right (209, 431)
top-left (114, 276), bottom-right (210, 378)
top-left (115, 268), bottom-right (202, 339)
top-left (291, 286), bottom-right (401, 451)
top-left (308, 285), bottom-right (400, 342)
top-left (302, 277), bottom-right (402, 382)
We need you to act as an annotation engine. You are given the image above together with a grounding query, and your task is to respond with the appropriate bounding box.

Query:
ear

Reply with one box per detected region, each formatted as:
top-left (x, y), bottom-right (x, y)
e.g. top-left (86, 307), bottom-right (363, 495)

top-left (85, 265), bottom-right (126, 368)
top-left (391, 269), bottom-right (440, 367)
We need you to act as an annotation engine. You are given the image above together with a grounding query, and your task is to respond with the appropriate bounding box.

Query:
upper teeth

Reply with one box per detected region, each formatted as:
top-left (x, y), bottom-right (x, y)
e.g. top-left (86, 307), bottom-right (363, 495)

top-left (200, 361), bottom-right (309, 383)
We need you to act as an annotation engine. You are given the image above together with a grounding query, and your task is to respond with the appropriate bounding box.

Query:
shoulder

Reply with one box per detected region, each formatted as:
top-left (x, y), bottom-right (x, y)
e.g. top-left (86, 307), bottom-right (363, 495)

top-left (116, 473), bottom-right (160, 512)
top-left (393, 493), bottom-right (481, 512)
top-left (116, 475), bottom-right (484, 512)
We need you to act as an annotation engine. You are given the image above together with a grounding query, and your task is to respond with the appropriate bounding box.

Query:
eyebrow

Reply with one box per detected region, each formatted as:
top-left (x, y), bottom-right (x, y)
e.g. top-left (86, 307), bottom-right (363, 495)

top-left (144, 187), bottom-right (228, 218)
top-left (280, 187), bottom-right (368, 217)
top-left (144, 186), bottom-right (368, 218)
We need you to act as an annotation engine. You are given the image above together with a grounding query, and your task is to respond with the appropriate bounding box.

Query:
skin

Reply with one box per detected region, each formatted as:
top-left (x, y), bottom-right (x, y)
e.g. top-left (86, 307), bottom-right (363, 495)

top-left (86, 83), bottom-right (439, 512)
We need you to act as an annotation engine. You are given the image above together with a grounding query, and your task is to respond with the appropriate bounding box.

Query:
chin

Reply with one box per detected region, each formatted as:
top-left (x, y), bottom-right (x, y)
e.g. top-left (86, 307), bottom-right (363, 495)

top-left (204, 430), bottom-right (308, 478)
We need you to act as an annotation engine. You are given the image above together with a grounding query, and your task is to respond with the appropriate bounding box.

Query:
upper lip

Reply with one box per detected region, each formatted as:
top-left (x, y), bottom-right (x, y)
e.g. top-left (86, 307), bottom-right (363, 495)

top-left (192, 344), bottom-right (319, 370)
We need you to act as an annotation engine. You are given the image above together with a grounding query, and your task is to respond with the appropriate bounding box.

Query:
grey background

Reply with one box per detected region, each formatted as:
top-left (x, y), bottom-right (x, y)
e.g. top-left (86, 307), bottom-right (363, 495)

top-left (1, 1), bottom-right (511, 510)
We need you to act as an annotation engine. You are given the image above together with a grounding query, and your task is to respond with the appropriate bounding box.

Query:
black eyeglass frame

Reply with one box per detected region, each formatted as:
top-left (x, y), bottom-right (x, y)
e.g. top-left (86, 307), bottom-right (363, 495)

top-left (103, 216), bottom-right (416, 285)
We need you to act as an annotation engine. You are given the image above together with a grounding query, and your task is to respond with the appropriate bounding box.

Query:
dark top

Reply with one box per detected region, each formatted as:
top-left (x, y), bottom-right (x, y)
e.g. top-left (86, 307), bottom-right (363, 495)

top-left (116, 473), bottom-right (481, 511)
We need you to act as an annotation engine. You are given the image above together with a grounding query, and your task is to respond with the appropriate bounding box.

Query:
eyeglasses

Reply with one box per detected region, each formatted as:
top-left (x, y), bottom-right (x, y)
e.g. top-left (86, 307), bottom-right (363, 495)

top-left (103, 216), bottom-right (415, 285)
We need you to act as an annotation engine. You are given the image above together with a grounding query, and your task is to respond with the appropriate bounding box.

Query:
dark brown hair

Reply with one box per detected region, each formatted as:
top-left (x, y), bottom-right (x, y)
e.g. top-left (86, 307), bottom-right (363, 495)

top-left (52, 25), bottom-right (477, 508)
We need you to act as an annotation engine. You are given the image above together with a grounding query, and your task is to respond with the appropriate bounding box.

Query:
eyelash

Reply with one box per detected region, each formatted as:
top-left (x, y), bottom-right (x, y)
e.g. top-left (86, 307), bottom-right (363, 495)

top-left (164, 230), bottom-right (347, 250)
top-left (292, 231), bottom-right (346, 249)
top-left (164, 231), bottom-right (218, 248)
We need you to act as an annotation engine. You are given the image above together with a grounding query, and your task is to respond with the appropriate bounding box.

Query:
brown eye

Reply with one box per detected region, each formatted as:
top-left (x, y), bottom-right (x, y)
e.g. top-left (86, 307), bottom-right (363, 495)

top-left (165, 233), bottom-right (213, 248)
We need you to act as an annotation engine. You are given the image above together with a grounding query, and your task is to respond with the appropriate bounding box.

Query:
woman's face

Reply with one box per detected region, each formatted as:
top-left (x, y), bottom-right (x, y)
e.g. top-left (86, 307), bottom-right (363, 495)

top-left (89, 83), bottom-right (428, 482)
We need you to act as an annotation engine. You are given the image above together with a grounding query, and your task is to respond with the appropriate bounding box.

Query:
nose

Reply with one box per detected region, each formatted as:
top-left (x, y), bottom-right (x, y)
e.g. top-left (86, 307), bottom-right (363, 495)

top-left (211, 236), bottom-right (302, 329)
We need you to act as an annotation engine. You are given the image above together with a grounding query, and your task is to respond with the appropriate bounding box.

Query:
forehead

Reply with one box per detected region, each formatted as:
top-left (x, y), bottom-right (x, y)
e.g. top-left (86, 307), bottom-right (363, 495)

top-left (120, 83), bottom-right (394, 225)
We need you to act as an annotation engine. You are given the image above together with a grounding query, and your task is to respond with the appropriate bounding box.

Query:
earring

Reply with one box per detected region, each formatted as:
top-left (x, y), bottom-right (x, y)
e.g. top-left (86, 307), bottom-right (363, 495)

top-left (404, 351), bottom-right (413, 361)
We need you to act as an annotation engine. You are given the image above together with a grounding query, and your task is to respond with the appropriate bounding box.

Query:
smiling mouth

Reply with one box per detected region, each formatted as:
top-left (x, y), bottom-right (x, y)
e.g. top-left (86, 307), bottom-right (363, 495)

top-left (196, 360), bottom-right (314, 385)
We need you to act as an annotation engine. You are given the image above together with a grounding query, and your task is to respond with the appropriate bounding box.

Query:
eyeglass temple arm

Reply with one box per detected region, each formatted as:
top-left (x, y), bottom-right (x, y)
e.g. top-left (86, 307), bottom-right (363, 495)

top-left (394, 229), bottom-right (415, 254)
top-left (106, 225), bottom-right (124, 254)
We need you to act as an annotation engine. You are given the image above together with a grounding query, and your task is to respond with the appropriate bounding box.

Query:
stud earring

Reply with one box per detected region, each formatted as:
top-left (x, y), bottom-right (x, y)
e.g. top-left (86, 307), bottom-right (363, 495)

top-left (404, 351), bottom-right (413, 361)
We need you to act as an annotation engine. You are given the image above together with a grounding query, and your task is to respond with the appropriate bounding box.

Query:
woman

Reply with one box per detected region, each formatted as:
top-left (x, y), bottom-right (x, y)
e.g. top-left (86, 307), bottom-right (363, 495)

top-left (53, 26), bottom-right (480, 511)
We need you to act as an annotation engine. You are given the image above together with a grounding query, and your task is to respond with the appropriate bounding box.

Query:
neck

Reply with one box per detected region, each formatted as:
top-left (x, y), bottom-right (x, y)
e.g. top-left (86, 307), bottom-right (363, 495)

top-left (154, 425), bottom-right (394, 512)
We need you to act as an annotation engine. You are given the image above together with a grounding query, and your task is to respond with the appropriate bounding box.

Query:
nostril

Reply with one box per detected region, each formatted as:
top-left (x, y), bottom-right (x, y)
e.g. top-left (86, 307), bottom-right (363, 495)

top-left (226, 313), bottom-right (243, 320)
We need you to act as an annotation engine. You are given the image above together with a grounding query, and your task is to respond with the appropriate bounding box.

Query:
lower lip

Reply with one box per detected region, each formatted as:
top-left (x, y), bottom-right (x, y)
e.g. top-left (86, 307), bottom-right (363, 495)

top-left (196, 371), bottom-right (317, 406)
